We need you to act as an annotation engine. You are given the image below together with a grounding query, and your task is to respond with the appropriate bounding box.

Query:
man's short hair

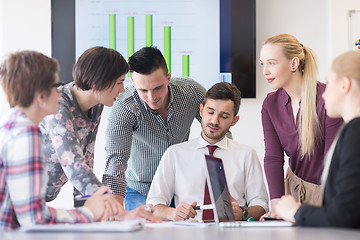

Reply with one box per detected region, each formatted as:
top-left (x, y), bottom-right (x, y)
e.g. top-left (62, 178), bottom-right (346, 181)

top-left (73, 46), bottom-right (129, 91)
top-left (128, 46), bottom-right (168, 75)
top-left (204, 82), bottom-right (241, 116)
top-left (0, 50), bottom-right (59, 108)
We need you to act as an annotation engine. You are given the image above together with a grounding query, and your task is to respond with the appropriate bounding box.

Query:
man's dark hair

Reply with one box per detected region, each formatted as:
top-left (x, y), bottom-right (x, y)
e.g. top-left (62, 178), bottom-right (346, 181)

top-left (73, 46), bottom-right (129, 91)
top-left (128, 47), bottom-right (168, 75)
top-left (204, 82), bottom-right (241, 116)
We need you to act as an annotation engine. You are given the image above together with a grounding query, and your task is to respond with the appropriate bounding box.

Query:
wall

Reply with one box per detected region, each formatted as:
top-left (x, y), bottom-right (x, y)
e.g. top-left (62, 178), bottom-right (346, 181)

top-left (0, 0), bottom-right (357, 209)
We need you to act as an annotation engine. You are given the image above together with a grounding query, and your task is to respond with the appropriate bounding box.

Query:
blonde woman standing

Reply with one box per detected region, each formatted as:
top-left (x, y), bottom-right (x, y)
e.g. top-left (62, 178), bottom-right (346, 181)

top-left (274, 51), bottom-right (360, 228)
top-left (259, 34), bottom-right (343, 211)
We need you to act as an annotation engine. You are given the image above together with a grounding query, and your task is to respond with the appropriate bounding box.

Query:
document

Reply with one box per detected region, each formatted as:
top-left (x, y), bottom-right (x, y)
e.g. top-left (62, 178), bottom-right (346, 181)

top-left (20, 219), bottom-right (144, 232)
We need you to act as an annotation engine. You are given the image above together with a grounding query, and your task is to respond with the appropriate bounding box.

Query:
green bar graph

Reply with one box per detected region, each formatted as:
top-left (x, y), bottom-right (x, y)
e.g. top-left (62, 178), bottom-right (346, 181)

top-left (146, 14), bottom-right (153, 47)
top-left (109, 14), bottom-right (116, 50)
top-left (182, 55), bottom-right (189, 77)
top-left (128, 16), bottom-right (135, 59)
top-left (164, 26), bottom-right (171, 73)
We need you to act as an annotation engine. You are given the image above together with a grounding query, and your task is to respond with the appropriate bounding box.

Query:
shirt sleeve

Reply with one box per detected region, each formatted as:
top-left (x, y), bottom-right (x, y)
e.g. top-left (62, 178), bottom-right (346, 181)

top-left (244, 149), bottom-right (269, 212)
top-left (146, 149), bottom-right (175, 207)
top-left (102, 99), bottom-right (138, 196)
top-left (295, 122), bottom-right (360, 227)
top-left (261, 98), bottom-right (285, 199)
top-left (5, 127), bottom-right (93, 226)
top-left (44, 102), bottom-right (102, 196)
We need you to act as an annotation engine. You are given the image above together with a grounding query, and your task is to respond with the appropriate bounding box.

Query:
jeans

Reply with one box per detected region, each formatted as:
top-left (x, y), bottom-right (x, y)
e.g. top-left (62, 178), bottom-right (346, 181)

top-left (124, 186), bottom-right (147, 211)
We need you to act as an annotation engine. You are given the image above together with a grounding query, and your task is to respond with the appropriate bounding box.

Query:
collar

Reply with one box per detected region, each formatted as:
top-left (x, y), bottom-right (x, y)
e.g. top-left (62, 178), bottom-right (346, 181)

top-left (278, 88), bottom-right (291, 106)
top-left (195, 135), bottom-right (229, 151)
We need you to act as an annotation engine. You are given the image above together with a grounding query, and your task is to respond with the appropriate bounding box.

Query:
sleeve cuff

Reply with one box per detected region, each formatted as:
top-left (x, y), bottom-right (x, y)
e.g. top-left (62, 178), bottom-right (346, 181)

top-left (78, 206), bottom-right (94, 222)
top-left (102, 174), bottom-right (127, 196)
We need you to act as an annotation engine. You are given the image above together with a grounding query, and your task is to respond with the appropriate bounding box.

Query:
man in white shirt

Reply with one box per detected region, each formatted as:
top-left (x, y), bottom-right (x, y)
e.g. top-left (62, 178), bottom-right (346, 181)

top-left (146, 82), bottom-right (269, 221)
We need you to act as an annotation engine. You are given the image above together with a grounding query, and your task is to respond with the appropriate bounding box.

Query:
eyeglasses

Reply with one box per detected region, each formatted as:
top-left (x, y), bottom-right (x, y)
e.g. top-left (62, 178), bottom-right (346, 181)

top-left (52, 82), bottom-right (65, 93)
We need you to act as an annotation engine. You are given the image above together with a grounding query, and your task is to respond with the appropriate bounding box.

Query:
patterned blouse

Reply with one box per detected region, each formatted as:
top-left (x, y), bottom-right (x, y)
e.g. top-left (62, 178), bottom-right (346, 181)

top-left (0, 109), bottom-right (93, 230)
top-left (39, 82), bottom-right (103, 201)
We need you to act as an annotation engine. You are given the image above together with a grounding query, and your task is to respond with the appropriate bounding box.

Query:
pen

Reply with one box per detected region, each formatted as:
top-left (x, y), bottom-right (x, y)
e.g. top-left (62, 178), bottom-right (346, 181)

top-left (193, 204), bottom-right (215, 210)
top-left (74, 194), bottom-right (92, 201)
top-left (74, 191), bottom-right (110, 201)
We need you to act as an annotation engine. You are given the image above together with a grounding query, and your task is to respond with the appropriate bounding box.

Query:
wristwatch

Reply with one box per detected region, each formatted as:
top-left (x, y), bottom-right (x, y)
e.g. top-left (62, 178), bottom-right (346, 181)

top-left (240, 206), bottom-right (248, 220)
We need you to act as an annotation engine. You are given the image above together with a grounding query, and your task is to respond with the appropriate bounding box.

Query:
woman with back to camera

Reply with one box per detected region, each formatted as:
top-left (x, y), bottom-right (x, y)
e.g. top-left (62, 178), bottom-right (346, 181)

top-left (274, 51), bottom-right (360, 228)
top-left (0, 50), bottom-right (117, 230)
top-left (259, 34), bottom-right (343, 213)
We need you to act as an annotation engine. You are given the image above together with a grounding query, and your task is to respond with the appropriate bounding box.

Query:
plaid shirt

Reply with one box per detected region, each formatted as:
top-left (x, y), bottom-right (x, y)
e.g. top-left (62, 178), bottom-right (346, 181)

top-left (0, 109), bottom-right (93, 231)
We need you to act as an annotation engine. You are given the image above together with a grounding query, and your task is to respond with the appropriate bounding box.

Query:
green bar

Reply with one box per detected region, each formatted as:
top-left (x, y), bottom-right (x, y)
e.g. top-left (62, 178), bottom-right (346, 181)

top-left (146, 14), bottom-right (153, 47)
top-left (128, 16), bottom-right (135, 59)
top-left (164, 26), bottom-right (171, 73)
top-left (182, 55), bottom-right (189, 77)
top-left (109, 14), bottom-right (116, 50)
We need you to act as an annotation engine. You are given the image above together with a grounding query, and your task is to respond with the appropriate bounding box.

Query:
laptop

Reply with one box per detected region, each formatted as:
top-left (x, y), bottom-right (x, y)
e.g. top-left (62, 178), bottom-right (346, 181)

top-left (204, 154), bottom-right (294, 227)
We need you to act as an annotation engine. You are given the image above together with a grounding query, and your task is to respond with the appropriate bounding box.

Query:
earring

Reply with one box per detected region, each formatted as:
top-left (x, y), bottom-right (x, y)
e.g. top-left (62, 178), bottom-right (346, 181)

top-left (291, 67), bottom-right (296, 72)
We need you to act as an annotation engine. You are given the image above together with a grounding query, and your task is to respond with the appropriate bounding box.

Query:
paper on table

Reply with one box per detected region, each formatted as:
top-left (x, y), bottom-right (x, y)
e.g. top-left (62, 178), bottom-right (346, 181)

top-left (20, 219), bottom-right (144, 232)
top-left (219, 220), bottom-right (295, 228)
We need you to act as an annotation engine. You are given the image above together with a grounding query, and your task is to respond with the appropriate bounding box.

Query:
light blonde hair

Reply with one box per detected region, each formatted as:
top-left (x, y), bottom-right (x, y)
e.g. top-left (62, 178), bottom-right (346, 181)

top-left (264, 34), bottom-right (320, 158)
top-left (332, 51), bottom-right (360, 85)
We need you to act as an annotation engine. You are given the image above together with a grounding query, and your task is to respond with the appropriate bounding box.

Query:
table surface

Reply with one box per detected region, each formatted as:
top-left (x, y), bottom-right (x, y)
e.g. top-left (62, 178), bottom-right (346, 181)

top-left (1, 224), bottom-right (360, 240)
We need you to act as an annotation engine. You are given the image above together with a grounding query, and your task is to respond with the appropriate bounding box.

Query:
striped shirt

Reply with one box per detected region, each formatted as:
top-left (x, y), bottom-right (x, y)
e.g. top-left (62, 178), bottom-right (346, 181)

top-left (0, 109), bottom-right (93, 230)
top-left (103, 78), bottom-right (206, 196)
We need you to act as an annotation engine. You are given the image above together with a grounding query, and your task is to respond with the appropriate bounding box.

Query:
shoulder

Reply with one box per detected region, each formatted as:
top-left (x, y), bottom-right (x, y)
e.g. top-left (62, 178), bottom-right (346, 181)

top-left (0, 110), bottom-right (40, 143)
top-left (165, 138), bottom-right (197, 154)
top-left (170, 77), bottom-right (206, 95)
top-left (111, 85), bottom-right (139, 116)
top-left (227, 138), bottom-right (258, 159)
top-left (262, 89), bottom-right (284, 107)
top-left (341, 118), bottom-right (360, 138)
top-left (316, 81), bottom-right (326, 94)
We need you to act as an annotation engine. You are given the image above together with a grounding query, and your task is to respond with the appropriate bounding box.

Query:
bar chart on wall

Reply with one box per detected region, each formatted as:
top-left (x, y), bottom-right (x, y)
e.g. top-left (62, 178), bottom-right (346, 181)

top-left (76, 0), bottom-right (219, 89)
top-left (76, 0), bottom-right (256, 96)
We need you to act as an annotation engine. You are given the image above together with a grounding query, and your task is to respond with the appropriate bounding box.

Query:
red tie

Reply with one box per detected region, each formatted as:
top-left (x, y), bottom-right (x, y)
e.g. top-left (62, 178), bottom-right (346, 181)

top-left (202, 145), bottom-right (218, 221)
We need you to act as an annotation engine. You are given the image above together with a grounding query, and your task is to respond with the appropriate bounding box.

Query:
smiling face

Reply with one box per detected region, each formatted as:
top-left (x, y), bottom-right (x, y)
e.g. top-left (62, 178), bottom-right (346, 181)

top-left (96, 74), bottom-right (126, 107)
top-left (260, 43), bottom-right (294, 90)
top-left (131, 68), bottom-right (171, 111)
top-left (200, 98), bottom-right (239, 144)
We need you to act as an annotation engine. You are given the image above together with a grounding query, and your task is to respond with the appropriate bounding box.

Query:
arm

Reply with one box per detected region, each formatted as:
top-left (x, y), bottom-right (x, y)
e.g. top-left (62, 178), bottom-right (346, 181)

top-left (43, 102), bottom-right (102, 196)
top-left (242, 149), bottom-right (269, 219)
top-left (6, 127), bottom-right (93, 226)
top-left (276, 122), bottom-right (360, 227)
top-left (102, 99), bottom-right (137, 197)
top-left (153, 202), bottom-right (197, 221)
top-left (261, 99), bottom-right (285, 200)
top-left (146, 149), bottom-right (180, 220)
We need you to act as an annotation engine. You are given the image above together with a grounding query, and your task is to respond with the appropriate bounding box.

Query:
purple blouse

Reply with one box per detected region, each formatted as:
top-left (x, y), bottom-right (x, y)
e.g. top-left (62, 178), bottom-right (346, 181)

top-left (261, 82), bottom-right (343, 200)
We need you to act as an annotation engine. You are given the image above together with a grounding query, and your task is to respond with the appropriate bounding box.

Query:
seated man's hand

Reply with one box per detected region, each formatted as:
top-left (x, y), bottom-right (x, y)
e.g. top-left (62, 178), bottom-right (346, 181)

top-left (171, 201), bottom-right (197, 221)
top-left (115, 204), bottom-right (162, 223)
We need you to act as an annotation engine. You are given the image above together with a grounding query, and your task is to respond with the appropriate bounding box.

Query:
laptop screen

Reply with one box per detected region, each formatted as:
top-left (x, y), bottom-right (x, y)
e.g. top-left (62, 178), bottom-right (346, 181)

top-left (205, 154), bottom-right (235, 222)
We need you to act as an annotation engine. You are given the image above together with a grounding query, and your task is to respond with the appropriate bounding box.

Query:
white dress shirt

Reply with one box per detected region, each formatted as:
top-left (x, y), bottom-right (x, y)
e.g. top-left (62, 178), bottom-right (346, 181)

top-left (147, 136), bottom-right (269, 220)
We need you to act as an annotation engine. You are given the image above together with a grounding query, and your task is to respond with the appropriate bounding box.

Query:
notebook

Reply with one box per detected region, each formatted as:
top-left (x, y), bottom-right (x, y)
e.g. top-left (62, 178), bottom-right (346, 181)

top-left (204, 154), bottom-right (294, 228)
top-left (20, 219), bottom-right (144, 232)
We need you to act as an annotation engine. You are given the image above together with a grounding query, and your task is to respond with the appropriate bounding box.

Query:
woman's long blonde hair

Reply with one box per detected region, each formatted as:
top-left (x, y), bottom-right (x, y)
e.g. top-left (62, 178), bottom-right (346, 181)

top-left (264, 34), bottom-right (320, 158)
